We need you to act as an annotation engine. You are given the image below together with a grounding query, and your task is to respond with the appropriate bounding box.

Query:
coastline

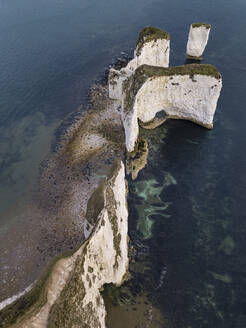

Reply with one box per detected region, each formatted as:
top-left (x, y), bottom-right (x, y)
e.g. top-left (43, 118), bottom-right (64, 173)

top-left (0, 68), bottom-right (126, 305)
top-left (0, 23), bottom-right (223, 326)
top-left (0, 76), bottom-right (129, 326)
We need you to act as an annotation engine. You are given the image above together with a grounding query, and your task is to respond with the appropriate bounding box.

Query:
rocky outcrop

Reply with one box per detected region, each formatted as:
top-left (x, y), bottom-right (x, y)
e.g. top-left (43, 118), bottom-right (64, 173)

top-left (109, 67), bottom-right (132, 101)
top-left (109, 25), bottom-right (222, 153)
top-left (0, 24), bottom-right (222, 328)
top-left (186, 23), bottom-right (211, 59)
top-left (0, 161), bottom-right (128, 328)
top-left (126, 139), bottom-right (148, 180)
top-left (134, 27), bottom-right (170, 68)
top-left (109, 27), bottom-right (170, 100)
top-left (122, 64), bottom-right (222, 152)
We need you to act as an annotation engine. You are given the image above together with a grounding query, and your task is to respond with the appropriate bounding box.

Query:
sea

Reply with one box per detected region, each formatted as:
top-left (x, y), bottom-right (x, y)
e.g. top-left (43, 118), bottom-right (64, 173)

top-left (0, 0), bottom-right (246, 327)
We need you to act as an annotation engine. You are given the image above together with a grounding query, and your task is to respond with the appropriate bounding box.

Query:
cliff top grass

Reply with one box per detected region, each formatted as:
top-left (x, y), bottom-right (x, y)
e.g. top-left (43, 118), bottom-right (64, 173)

top-left (0, 249), bottom-right (76, 328)
top-left (192, 23), bottom-right (211, 29)
top-left (122, 64), bottom-right (221, 116)
top-left (137, 63), bottom-right (221, 80)
top-left (136, 26), bottom-right (170, 56)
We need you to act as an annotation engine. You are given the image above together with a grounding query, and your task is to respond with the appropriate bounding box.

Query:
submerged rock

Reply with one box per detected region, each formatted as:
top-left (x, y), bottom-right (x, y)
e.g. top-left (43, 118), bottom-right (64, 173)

top-left (186, 23), bottom-right (211, 59)
top-left (0, 161), bottom-right (128, 328)
top-left (122, 64), bottom-right (222, 152)
top-left (109, 27), bottom-right (170, 100)
top-left (126, 138), bottom-right (148, 180)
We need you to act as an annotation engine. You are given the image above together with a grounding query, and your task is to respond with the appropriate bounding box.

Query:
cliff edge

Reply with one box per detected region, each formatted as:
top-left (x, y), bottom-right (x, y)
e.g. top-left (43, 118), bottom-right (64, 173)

top-left (0, 161), bottom-right (128, 328)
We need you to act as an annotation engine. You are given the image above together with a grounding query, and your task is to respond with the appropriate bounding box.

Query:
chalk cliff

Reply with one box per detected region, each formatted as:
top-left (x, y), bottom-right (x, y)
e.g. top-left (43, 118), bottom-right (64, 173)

top-left (122, 64), bottom-right (222, 152)
top-left (109, 27), bottom-right (170, 100)
top-left (0, 24), bottom-right (223, 328)
top-left (0, 161), bottom-right (128, 328)
top-left (186, 23), bottom-right (211, 59)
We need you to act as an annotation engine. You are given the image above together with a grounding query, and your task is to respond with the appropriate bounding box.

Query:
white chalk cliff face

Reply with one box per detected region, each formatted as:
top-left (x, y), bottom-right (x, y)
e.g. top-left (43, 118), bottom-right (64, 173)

top-left (186, 23), bottom-right (211, 59)
top-left (134, 38), bottom-right (170, 68)
top-left (0, 161), bottom-right (128, 328)
top-left (109, 27), bottom-right (170, 100)
top-left (109, 67), bottom-right (132, 101)
top-left (136, 75), bottom-right (221, 125)
top-left (122, 64), bottom-right (222, 152)
top-left (109, 25), bottom-right (222, 154)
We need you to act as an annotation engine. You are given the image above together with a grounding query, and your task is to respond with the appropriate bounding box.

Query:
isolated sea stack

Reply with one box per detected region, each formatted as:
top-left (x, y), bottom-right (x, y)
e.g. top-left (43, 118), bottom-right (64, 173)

top-left (186, 23), bottom-right (211, 60)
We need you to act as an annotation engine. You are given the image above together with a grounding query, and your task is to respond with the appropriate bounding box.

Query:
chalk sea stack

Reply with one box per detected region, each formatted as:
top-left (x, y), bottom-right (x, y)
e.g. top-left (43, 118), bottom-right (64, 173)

top-left (122, 64), bottom-right (222, 152)
top-left (109, 27), bottom-right (170, 100)
top-left (186, 23), bottom-right (211, 60)
top-left (109, 26), bottom-right (222, 153)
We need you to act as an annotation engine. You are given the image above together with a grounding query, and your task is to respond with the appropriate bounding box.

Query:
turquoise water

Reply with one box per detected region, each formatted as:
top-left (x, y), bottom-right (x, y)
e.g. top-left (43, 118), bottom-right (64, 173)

top-left (1, 0), bottom-right (246, 326)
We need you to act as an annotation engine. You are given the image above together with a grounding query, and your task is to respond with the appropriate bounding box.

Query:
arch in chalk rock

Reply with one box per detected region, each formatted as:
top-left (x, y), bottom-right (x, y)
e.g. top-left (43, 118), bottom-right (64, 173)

top-left (122, 64), bottom-right (222, 152)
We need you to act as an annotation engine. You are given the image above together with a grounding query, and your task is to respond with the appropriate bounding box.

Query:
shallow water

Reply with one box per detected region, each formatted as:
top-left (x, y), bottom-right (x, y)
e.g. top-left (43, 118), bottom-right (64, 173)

top-left (0, 0), bottom-right (156, 301)
top-left (1, 0), bottom-right (246, 326)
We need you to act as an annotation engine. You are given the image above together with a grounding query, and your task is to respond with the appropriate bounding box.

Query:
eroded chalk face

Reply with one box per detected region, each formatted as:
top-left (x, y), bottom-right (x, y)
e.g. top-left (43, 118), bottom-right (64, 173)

top-left (136, 74), bottom-right (222, 127)
top-left (122, 64), bottom-right (222, 153)
top-left (135, 38), bottom-right (170, 68)
top-left (109, 67), bottom-right (132, 100)
top-left (186, 23), bottom-right (211, 59)
top-left (108, 26), bottom-right (170, 100)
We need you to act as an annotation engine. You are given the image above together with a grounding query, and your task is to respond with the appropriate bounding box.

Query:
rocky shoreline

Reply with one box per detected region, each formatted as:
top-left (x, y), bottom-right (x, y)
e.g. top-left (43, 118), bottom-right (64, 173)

top-left (0, 81), bottom-right (128, 326)
top-left (0, 81), bottom-right (125, 305)
top-left (0, 25), bottom-right (222, 327)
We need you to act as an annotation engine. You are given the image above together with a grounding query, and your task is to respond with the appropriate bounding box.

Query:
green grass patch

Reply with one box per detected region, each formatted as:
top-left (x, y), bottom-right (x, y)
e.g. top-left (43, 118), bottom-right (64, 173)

top-left (192, 23), bottom-right (211, 29)
top-left (136, 26), bottom-right (170, 56)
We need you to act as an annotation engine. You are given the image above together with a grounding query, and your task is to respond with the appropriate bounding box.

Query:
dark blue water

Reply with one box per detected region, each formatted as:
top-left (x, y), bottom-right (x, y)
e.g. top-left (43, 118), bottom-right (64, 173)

top-left (0, 0), bottom-right (246, 326)
top-left (123, 1), bottom-right (246, 326)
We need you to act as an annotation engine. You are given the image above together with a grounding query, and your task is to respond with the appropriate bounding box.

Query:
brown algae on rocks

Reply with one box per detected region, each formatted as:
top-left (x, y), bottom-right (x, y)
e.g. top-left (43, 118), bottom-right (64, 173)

top-left (0, 82), bottom-right (128, 328)
top-left (136, 26), bottom-right (170, 56)
top-left (0, 160), bottom-right (128, 328)
top-left (126, 138), bottom-right (148, 180)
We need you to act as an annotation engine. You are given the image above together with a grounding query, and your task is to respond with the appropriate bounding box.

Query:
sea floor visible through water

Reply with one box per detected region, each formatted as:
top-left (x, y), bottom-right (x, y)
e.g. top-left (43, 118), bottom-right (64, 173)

top-left (1, 0), bottom-right (246, 326)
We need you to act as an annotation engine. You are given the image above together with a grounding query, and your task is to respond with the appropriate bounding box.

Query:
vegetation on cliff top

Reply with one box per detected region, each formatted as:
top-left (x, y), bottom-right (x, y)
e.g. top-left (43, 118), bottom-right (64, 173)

top-left (136, 26), bottom-right (170, 56)
top-left (137, 63), bottom-right (221, 80)
top-left (192, 23), bottom-right (211, 29)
